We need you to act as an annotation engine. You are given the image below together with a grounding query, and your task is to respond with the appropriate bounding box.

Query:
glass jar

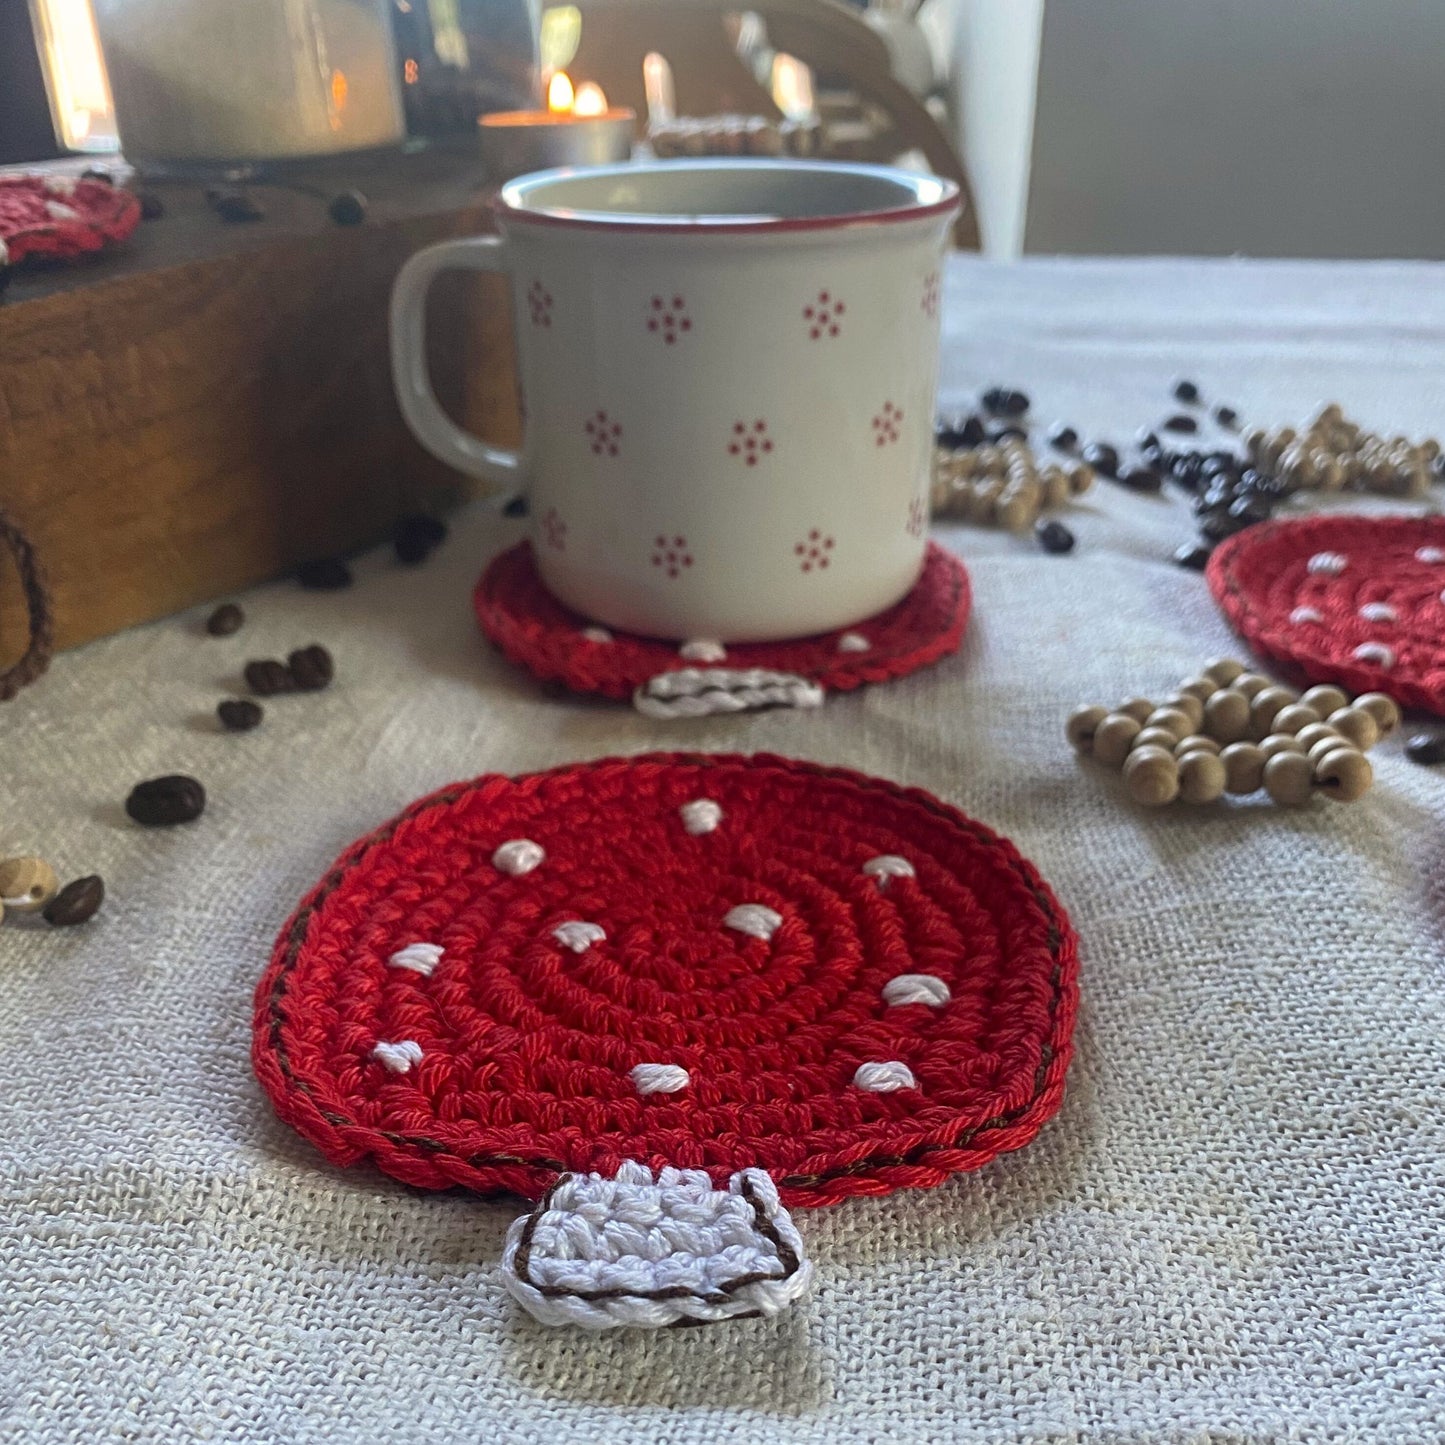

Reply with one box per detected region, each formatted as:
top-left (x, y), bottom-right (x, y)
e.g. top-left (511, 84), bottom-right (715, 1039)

top-left (91, 0), bottom-right (405, 171)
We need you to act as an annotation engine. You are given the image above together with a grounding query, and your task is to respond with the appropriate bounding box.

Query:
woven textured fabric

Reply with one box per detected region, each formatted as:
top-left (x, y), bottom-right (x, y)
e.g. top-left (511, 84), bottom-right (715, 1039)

top-left (473, 541), bottom-right (970, 699)
top-left (1208, 513), bottom-right (1445, 714)
top-left (253, 753), bottom-right (1077, 1209)
top-left (0, 174), bottom-right (140, 266)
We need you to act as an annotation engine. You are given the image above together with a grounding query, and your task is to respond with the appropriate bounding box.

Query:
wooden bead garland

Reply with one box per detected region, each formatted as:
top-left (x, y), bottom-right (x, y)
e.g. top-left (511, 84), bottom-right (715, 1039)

top-left (1244, 403), bottom-right (1443, 498)
top-left (1066, 658), bottom-right (1392, 808)
top-left (930, 439), bottom-right (1094, 532)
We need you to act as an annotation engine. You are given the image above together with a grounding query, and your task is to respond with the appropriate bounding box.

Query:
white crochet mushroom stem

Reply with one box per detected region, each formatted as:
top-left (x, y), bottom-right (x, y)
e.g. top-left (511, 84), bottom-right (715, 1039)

top-left (493, 839), bottom-right (545, 875)
top-left (552, 920), bottom-right (606, 953)
top-left (387, 942), bottom-right (444, 976)
top-left (854, 1060), bottom-right (917, 1092)
top-left (372, 1039), bottom-right (423, 1073)
top-left (500, 1162), bottom-right (813, 1329)
top-left (724, 903), bottom-right (783, 941)
top-left (680, 798), bottom-right (723, 835)
top-left (629, 1062), bottom-right (690, 1094)
top-left (634, 668), bottom-right (824, 719)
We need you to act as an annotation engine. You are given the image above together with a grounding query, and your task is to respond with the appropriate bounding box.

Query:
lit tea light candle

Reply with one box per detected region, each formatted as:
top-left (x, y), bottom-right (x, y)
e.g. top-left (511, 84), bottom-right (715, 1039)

top-left (479, 71), bottom-right (636, 181)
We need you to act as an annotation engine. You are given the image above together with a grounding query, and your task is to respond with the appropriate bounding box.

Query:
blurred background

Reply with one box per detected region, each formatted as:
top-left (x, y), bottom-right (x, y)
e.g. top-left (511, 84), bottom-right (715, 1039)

top-left (3, 0), bottom-right (1443, 259)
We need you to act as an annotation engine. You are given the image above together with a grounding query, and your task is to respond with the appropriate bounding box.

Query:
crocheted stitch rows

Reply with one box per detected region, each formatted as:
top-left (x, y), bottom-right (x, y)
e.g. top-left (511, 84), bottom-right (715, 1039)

top-left (0, 175), bottom-right (140, 265)
top-left (1207, 514), bottom-right (1445, 715)
top-left (252, 754), bottom-right (1078, 1208)
top-left (472, 542), bottom-right (970, 699)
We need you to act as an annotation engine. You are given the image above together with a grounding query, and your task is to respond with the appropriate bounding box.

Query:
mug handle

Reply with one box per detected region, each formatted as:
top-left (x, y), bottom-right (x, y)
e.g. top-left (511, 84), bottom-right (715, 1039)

top-left (389, 236), bottom-right (524, 495)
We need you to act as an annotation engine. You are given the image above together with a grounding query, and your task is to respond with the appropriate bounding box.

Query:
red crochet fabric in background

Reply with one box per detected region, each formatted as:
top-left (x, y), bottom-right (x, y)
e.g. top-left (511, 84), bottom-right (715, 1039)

top-left (0, 175), bottom-right (140, 265)
top-left (252, 753), bottom-right (1078, 1208)
top-left (1208, 513), bottom-right (1445, 716)
top-left (473, 541), bottom-right (970, 699)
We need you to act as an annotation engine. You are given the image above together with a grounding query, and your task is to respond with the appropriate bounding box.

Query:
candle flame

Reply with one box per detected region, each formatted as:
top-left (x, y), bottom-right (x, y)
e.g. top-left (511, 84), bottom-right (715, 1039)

top-left (547, 70), bottom-right (576, 114)
top-left (573, 81), bottom-right (608, 117)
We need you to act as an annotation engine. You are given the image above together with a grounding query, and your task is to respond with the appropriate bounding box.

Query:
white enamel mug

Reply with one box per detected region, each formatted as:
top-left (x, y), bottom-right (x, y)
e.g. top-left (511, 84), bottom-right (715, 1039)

top-left (391, 160), bottom-right (959, 642)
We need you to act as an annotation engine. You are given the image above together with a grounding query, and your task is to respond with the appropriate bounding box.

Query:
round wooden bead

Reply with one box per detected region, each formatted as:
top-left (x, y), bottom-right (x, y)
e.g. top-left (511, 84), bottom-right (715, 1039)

top-left (1177, 676), bottom-right (1219, 703)
top-left (1134, 726), bottom-right (1182, 754)
top-left (1067, 704), bottom-right (1109, 752)
top-left (1248, 685), bottom-right (1299, 737)
top-left (1203, 658), bottom-right (1246, 686)
top-left (1219, 742), bottom-right (1266, 795)
top-left (1300, 684), bottom-right (1349, 719)
top-left (1161, 693), bottom-right (1205, 729)
top-left (1353, 692), bottom-right (1401, 738)
top-left (1173, 734), bottom-right (1221, 757)
top-left (1263, 751), bottom-right (1315, 807)
top-left (1307, 734), bottom-right (1351, 767)
top-left (1145, 707), bottom-right (1196, 741)
top-left (1312, 746), bottom-right (1373, 802)
top-left (1270, 703), bottom-right (1323, 736)
top-left (1294, 723), bottom-right (1342, 754)
top-left (1093, 713), bottom-right (1143, 767)
top-left (1203, 688), bottom-right (1251, 743)
top-left (1327, 706), bottom-right (1380, 751)
top-left (1230, 673), bottom-right (1271, 700)
top-left (1117, 697), bottom-right (1156, 724)
top-left (1177, 749), bottom-right (1227, 804)
top-left (1124, 746), bottom-right (1181, 806)
top-left (0, 856), bottom-right (60, 914)
top-left (1259, 732), bottom-right (1305, 758)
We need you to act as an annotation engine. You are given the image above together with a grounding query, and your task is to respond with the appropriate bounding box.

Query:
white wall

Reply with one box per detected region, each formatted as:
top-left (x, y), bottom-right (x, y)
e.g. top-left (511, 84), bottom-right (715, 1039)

top-left (1023, 0), bottom-right (1445, 258)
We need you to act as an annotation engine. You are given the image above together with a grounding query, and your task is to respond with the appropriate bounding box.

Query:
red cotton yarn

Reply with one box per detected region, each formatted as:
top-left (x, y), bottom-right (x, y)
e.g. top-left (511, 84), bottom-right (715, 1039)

top-left (473, 541), bottom-right (970, 700)
top-left (252, 753), bottom-right (1078, 1209)
top-left (1208, 514), bottom-right (1445, 715)
top-left (0, 175), bottom-right (140, 266)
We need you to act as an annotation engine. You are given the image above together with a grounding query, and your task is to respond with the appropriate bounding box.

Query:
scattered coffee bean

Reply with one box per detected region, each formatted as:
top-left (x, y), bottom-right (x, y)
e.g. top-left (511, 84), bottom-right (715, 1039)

top-left (206, 603), bottom-right (244, 637)
top-left (328, 190), bottom-right (368, 226)
top-left (1199, 508), bottom-right (1250, 543)
top-left (502, 494), bottom-right (530, 518)
top-left (1082, 442), bottom-right (1120, 477)
top-left (288, 644), bottom-right (334, 691)
top-left (935, 414), bottom-right (985, 450)
top-left (1047, 423), bottom-right (1079, 452)
top-left (44, 875), bottom-right (104, 926)
top-left (296, 557), bottom-right (352, 590)
top-left (1214, 404), bottom-right (1239, 429)
top-left (1136, 427), bottom-right (1161, 453)
top-left (218, 698), bottom-right (264, 731)
top-left (1117, 465), bottom-right (1163, 494)
top-left (982, 387), bottom-right (1029, 418)
top-left (210, 190), bottom-right (265, 223)
top-left (1035, 519), bottom-right (1075, 554)
top-left (136, 190), bottom-right (166, 220)
top-left (126, 775), bottom-right (206, 827)
top-left (245, 659), bottom-right (295, 696)
top-left (1405, 729), bottom-right (1445, 766)
top-left (1228, 494), bottom-right (1273, 526)
top-left (1162, 413), bottom-right (1199, 434)
top-left (1172, 379), bottom-right (1201, 404)
top-left (989, 423), bottom-right (1028, 444)
top-left (1173, 540), bottom-right (1213, 570)
top-left (394, 513), bottom-right (448, 565)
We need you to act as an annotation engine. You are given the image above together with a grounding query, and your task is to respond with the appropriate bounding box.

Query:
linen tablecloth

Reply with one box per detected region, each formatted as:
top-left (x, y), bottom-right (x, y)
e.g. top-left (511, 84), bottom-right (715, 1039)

top-left (4, 257), bottom-right (1443, 1443)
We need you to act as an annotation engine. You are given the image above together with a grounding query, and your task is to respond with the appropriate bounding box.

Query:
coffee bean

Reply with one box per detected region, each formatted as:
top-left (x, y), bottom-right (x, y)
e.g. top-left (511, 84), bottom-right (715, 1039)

top-left (1228, 494), bottom-right (1273, 526)
top-left (1173, 540), bottom-right (1213, 570)
top-left (126, 775), bottom-right (205, 826)
top-left (1047, 423), bottom-right (1079, 452)
top-left (245, 659), bottom-right (295, 696)
top-left (394, 512), bottom-right (448, 564)
top-left (1405, 729), bottom-right (1445, 765)
top-left (1117, 465), bottom-right (1163, 494)
top-left (502, 495), bottom-right (530, 519)
top-left (1199, 508), bottom-right (1249, 543)
top-left (982, 387), bottom-right (1029, 418)
top-left (1034, 519), bottom-right (1075, 554)
top-left (989, 424), bottom-right (1028, 444)
top-left (218, 698), bottom-right (263, 731)
top-left (136, 190), bottom-right (165, 220)
top-left (288, 644), bottom-right (334, 691)
top-left (936, 414), bottom-right (985, 449)
top-left (1172, 379), bottom-right (1201, 404)
top-left (43, 875), bottom-right (104, 926)
top-left (296, 557), bottom-right (352, 590)
top-left (210, 190), bottom-right (265, 223)
top-left (1136, 428), bottom-right (1162, 453)
top-left (328, 190), bottom-right (368, 226)
top-left (1214, 405), bottom-right (1239, 429)
top-left (1162, 413), bottom-right (1199, 434)
top-left (1082, 442), bottom-right (1120, 477)
top-left (206, 603), bottom-right (244, 637)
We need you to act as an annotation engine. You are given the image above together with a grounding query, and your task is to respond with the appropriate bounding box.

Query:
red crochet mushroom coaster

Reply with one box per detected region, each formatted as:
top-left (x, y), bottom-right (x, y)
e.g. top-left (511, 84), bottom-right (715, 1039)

top-left (253, 753), bottom-right (1077, 1329)
top-left (0, 174), bottom-right (141, 267)
top-left (1208, 514), bottom-right (1445, 715)
top-left (473, 541), bottom-right (970, 712)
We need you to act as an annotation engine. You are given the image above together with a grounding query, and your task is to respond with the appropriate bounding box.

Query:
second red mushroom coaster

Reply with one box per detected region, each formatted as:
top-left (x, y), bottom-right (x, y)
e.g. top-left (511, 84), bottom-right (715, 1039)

top-left (253, 753), bottom-right (1078, 1329)
top-left (473, 541), bottom-right (971, 714)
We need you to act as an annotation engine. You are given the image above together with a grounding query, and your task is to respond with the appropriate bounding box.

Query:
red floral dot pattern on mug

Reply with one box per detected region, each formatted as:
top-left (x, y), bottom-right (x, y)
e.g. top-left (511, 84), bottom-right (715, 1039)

top-left (542, 508), bottom-right (567, 552)
top-left (646, 294), bottom-right (692, 344)
top-left (585, 411), bottom-right (622, 457)
top-left (527, 279), bottom-right (553, 327)
top-left (728, 420), bottom-right (774, 465)
top-left (802, 290), bottom-right (845, 340)
top-left (872, 402), bottom-right (904, 446)
top-left (652, 535), bottom-right (694, 579)
top-left (795, 530), bottom-right (835, 573)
